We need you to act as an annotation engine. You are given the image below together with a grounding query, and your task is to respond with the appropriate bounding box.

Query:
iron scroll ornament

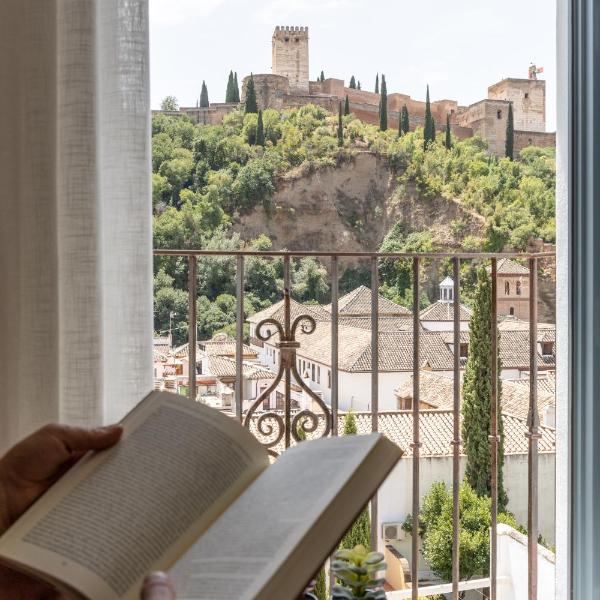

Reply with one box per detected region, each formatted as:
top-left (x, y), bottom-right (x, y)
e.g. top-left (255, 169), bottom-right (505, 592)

top-left (243, 292), bottom-right (332, 457)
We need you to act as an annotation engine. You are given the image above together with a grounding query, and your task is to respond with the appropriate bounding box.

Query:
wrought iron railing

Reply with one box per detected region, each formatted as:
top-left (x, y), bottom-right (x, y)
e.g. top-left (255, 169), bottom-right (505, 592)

top-left (153, 248), bottom-right (555, 600)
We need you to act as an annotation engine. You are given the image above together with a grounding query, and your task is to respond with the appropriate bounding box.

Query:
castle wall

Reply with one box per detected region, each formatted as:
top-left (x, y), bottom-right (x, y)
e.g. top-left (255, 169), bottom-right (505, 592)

top-left (488, 78), bottom-right (546, 133)
top-left (457, 99), bottom-right (510, 155)
top-left (242, 74), bottom-right (289, 111)
top-left (272, 26), bottom-right (309, 94)
top-left (153, 104), bottom-right (238, 125)
top-left (514, 130), bottom-right (556, 155)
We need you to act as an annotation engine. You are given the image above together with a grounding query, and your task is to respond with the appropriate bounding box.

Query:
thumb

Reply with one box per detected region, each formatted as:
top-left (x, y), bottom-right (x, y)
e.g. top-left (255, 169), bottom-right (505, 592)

top-left (141, 572), bottom-right (176, 600)
top-left (45, 424), bottom-right (123, 453)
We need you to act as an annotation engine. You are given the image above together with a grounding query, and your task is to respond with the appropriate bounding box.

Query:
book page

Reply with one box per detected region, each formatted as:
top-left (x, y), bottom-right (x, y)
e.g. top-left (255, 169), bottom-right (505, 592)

top-left (171, 433), bottom-right (401, 600)
top-left (0, 392), bottom-right (269, 600)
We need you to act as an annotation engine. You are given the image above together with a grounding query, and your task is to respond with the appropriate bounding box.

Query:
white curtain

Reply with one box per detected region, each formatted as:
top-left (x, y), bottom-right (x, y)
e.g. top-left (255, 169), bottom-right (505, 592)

top-left (0, 0), bottom-right (153, 452)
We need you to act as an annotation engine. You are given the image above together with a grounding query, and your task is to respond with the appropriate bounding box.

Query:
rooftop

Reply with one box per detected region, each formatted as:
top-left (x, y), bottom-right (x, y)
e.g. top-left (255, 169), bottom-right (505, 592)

top-left (325, 286), bottom-right (412, 317)
top-left (420, 300), bottom-right (472, 321)
top-left (247, 409), bottom-right (556, 457)
top-left (394, 370), bottom-right (555, 422)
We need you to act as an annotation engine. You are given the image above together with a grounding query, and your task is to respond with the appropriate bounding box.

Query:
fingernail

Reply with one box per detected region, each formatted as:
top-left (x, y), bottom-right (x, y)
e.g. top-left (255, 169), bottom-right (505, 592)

top-left (145, 572), bottom-right (170, 585)
top-left (101, 424), bottom-right (123, 432)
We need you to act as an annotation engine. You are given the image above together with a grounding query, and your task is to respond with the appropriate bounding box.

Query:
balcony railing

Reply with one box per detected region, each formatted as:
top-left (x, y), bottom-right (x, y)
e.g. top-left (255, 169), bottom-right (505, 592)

top-left (153, 248), bottom-right (555, 600)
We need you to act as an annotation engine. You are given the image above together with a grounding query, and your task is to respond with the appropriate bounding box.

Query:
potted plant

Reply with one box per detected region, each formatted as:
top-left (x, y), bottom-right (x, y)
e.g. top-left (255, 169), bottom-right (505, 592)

top-left (330, 544), bottom-right (386, 599)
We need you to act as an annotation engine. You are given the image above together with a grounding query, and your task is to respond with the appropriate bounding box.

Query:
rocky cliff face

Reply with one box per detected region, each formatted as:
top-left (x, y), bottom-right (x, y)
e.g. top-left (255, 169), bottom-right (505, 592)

top-left (233, 152), bottom-right (485, 252)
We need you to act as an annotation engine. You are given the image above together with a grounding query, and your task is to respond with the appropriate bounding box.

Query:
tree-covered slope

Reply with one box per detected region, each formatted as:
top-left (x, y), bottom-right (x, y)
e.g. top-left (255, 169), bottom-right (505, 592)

top-left (152, 105), bottom-right (555, 340)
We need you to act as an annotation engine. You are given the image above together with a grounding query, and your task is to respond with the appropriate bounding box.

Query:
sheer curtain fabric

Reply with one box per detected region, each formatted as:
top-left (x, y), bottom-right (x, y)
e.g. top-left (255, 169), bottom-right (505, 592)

top-left (0, 0), bottom-right (153, 451)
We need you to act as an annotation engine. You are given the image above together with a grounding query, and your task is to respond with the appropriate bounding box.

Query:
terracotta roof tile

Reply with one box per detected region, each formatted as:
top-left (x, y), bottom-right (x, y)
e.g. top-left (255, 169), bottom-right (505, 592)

top-left (246, 410), bottom-right (555, 457)
top-left (394, 370), bottom-right (555, 422)
top-left (325, 286), bottom-right (412, 317)
top-left (420, 301), bottom-right (472, 321)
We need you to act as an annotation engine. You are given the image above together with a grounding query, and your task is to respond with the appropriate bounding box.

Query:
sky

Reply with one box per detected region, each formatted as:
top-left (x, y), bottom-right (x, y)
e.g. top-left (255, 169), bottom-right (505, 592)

top-left (150, 0), bottom-right (557, 131)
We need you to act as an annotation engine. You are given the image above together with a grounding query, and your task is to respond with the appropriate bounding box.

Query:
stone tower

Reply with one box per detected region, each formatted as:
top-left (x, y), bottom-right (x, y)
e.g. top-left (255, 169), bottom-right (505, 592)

top-left (272, 26), bottom-right (309, 94)
top-left (487, 78), bottom-right (546, 132)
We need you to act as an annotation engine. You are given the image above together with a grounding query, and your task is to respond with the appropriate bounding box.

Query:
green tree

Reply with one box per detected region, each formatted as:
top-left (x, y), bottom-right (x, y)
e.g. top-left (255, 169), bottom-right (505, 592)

top-left (152, 172), bottom-right (172, 209)
top-left (379, 74), bottom-right (387, 131)
top-left (256, 109), bottom-right (265, 146)
top-left (160, 95), bottom-right (178, 111)
top-left (431, 117), bottom-right (436, 142)
top-left (344, 94), bottom-right (350, 116)
top-left (462, 267), bottom-right (508, 510)
top-left (337, 102), bottom-right (344, 147)
top-left (245, 74), bottom-right (258, 114)
top-left (401, 104), bottom-right (410, 135)
top-left (200, 81), bottom-right (209, 108)
top-left (445, 113), bottom-right (452, 149)
top-left (374, 73), bottom-right (379, 94)
top-left (423, 84), bottom-right (433, 149)
top-left (320, 70), bottom-right (325, 82)
top-left (233, 72), bottom-right (240, 102)
top-left (338, 410), bottom-right (371, 551)
top-left (293, 257), bottom-right (329, 303)
top-left (413, 482), bottom-right (519, 595)
top-left (357, 80), bottom-right (361, 90)
top-left (349, 75), bottom-right (356, 89)
top-left (505, 102), bottom-right (514, 160)
top-left (225, 71), bottom-right (234, 102)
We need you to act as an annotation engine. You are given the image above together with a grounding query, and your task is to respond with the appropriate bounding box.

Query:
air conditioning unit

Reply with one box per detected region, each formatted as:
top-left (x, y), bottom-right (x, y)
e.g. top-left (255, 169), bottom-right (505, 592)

top-left (382, 522), bottom-right (405, 541)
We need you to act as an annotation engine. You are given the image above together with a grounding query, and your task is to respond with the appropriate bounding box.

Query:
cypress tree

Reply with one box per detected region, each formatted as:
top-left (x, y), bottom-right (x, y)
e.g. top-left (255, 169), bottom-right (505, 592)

top-left (349, 75), bottom-right (356, 89)
top-left (256, 109), bottom-right (265, 146)
top-left (320, 70), bottom-right (325, 82)
top-left (375, 73), bottom-right (379, 94)
top-left (225, 71), bottom-right (234, 102)
top-left (505, 102), bottom-right (514, 160)
top-left (337, 102), bottom-right (344, 147)
top-left (379, 74), bottom-right (387, 131)
top-left (401, 104), bottom-right (410, 134)
top-left (423, 84), bottom-right (433, 149)
top-left (462, 267), bottom-right (508, 511)
top-left (200, 81), bottom-right (209, 108)
top-left (445, 113), bottom-right (452, 149)
top-left (233, 72), bottom-right (240, 102)
top-left (357, 80), bottom-right (361, 90)
top-left (431, 117), bottom-right (436, 142)
top-left (339, 410), bottom-right (371, 550)
top-left (245, 74), bottom-right (258, 114)
top-left (344, 94), bottom-right (350, 116)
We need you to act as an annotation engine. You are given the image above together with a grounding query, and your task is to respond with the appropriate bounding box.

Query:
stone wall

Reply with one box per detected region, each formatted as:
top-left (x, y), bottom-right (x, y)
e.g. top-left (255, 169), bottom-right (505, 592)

top-left (242, 74), bottom-right (289, 111)
top-left (514, 130), bottom-right (556, 155)
top-left (457, 99), bottom-right (510, 155)
top-left (272, 26), bottom-right (309, 94)
top-left (488, 78), bottom-right (546, 133)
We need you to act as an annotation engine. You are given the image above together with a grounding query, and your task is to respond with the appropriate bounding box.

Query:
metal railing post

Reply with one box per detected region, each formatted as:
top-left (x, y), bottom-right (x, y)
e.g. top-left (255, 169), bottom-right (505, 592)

top-left (370, 256), bottom-right (379, 551)
top-left (490, 258), bottom-right (498, 600)
top-left (528, 257), bottom-right (540, 600)
top-left (331, 256), bottom-right (339, 436)
top-left (411, 257), bottom-right (421, 600)
top-left (187, 255), bottom-right (197, 401)
top-left (451, 258), bottom-right (461, 600)
top-left (235, 255), bottom-right (244, 421)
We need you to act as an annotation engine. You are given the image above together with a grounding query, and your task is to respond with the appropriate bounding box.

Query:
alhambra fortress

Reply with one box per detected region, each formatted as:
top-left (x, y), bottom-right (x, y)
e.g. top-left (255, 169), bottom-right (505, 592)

top-left (158, 26), bottom-right (556, 157)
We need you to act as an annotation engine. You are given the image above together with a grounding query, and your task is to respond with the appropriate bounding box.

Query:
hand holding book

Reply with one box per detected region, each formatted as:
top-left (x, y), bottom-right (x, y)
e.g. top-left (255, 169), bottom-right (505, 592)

top-left (0, 392), bottom-right (402, 600)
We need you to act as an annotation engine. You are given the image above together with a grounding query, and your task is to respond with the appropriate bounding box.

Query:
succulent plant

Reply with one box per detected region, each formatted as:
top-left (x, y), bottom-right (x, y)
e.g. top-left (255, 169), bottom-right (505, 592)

top-left (330, 544), bottom-right (387, 600)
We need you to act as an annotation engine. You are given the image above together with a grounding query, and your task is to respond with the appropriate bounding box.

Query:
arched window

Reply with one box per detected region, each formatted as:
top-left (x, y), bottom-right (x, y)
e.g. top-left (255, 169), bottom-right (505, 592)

top-left (509, 307), bottom-right (515, 316)
top-left (516, 281), bottom-right (522, 295)
top-left (505, 281), bottom-right (510, 295)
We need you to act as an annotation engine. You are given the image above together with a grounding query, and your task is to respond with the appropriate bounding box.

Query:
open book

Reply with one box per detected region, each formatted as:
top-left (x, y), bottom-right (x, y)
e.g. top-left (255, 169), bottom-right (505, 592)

top-left (0, 392), bottom-right (401, 600)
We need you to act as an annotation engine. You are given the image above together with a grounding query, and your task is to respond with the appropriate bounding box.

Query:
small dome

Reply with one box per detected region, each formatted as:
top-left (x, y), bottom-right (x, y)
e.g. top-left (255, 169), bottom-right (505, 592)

top-left (439, 277), bottom-right (455, 302)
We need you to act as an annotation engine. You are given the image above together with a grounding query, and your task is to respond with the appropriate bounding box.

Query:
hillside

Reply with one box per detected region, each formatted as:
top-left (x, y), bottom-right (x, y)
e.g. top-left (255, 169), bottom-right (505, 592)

top-left (233, 152), bottom-right (486, 252)
top-left (151, 105), bottom-right (556, 341)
